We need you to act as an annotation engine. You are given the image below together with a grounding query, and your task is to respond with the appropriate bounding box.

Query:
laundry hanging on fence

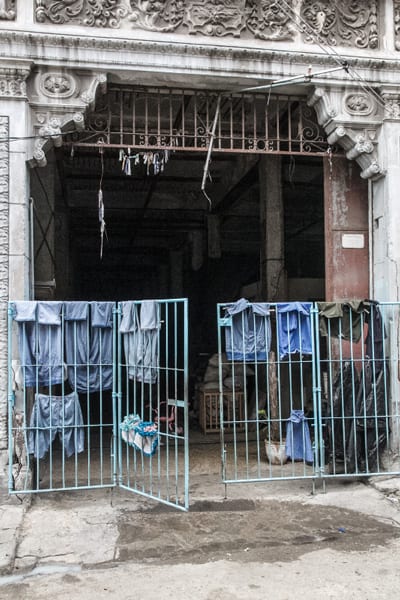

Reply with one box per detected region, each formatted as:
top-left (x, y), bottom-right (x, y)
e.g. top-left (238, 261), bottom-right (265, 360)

top-left (64, 301), bottom-right (114, 393)
top-left (276, 302), bottom-right (313, 360)
top-left (364, 300), bottom-right (386, 375)
top-left (120, 413), bottom-right (159, 456)
top-left (223, 298), bottom-right (271, 361)
top-left (120, 300), bottom-right (161, 383)
top-left (12, 301), bottom-right (64, 388)
top-left (28, 391), bottom-right (84, 460)
top-left (285, 410), bottom-right (313, 464)
top-left (318, 300), bottom-right (368, 343)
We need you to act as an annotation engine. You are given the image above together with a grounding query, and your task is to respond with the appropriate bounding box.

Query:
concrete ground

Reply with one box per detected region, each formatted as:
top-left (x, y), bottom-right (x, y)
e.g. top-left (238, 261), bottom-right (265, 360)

top-left (1, 449), bottom-right (400, 599)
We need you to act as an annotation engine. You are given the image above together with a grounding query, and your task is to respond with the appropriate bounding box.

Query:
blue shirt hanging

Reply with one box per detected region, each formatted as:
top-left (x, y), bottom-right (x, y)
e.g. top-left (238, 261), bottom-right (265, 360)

top-left (276, 302), bottom-right (313, 360)
top-left (224, 298), bottom-right (271, 361)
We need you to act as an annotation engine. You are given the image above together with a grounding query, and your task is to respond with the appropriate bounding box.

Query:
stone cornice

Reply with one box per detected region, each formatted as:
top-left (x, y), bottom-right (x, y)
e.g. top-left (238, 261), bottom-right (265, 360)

top-left (1, 30), bottom-right (400, 78)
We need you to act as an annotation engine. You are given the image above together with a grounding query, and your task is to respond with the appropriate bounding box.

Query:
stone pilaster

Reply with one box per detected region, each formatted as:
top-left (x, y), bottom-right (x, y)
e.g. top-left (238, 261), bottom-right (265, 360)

top-left (0, 115), bottom-right (9, 454)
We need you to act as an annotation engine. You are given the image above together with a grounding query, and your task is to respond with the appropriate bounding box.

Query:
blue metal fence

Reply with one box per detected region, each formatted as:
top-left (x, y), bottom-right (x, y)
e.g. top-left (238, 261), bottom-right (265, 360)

top-left (7, 299), bottom-right (189, 511)
top-left (217, 300), bottom-right (400, 488)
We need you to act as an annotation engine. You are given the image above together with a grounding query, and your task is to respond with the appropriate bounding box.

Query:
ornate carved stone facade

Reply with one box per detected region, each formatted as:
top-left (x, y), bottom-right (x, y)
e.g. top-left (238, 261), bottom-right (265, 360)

top-left (0, 67), bottom-right (30, 97)
top-left (300, 0), bottom-right (379, 49)
top-left (395, 1), bottom-right (400, 50)
top-left (34, 1), bottom-right (296, 40)
top-left (0, 0), bottom-right (15, 20)
top-left (382, 92), bottom-right (400, 119)
top-left (33, 1), bottom-right (383, 47)
top-left (35, 0), bottom-right (128, 28)
top-left (308, 87), bottom-right (384, 180)
top-left (31, 72), bottom-right (107, 167)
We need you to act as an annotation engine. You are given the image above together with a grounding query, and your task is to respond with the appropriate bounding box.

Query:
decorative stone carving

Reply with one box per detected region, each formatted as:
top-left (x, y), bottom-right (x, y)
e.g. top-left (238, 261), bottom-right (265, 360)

top-left (186, 1), bottom-right (246, 37)
top-left (395, 1), bottom-right (400, 51)
top-left (34, 0), bottom-right (296, 40)
top-left (31, 72), bottom-right (108, 167)
top-left (245, 1), bottom-right (296, 40)
top-left (40, 72), bottom-right (77, 98)
top-left (300, 1), bottom-right (379, 49)
top-left (0, 0), bottom-right (16, 20)
top-left (308, 87), bottom-right (384, 180)
top-left (382, 92), bottom-right (400, 119)
top-left (0, 68), bottom-right (30, 98)
top-left (80, 73), bottom-right (107, 109)
top-left (344, 93), bottom-right (373, 116)
top-left (35, 0), bottom-right (128, 28)
top-left (129, 0), bottom-right (296, 40)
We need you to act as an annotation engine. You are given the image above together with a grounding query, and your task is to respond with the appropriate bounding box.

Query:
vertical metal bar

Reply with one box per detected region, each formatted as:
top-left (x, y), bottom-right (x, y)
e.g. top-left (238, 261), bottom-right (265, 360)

top-left (181, 90), bottom-right (185, 148)
top-left (7, 304), bottom-right (15, 493)
top-left (217, 304), bottom-right (226, 482)
top-left (241, 95), bottom-right (245, 150)
top-left (119, 89), bottom-right (123, 146)
top-left (183, 298), bottom-right (189, 509)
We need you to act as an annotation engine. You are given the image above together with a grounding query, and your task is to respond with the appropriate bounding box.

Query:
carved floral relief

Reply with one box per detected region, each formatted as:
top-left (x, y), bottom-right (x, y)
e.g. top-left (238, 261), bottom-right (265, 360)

top-left (394, 1), bottom-right (400, 50)
top-left (34, 0), bottom-right (381, 49)
top-left (35, 0), bottom-right (128, 28)
top-left (35, 0), bottom-right (296, 40)
top-left (300, 0), bottom-right (379, 49)
top-left (0, 0), bottom-right (16, 20)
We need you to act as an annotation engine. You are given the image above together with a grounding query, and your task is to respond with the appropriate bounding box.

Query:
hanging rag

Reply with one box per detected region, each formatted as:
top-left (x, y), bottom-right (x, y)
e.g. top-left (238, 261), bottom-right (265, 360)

top-left (285, 410), bottom-right (313, 464)
top-left (119, 300), bottom-right (161, 383)
top-left (12, 301), bottom-right (64, 388)
top-left (224, 298), bottom-right (271, 361)
top-left (65, 301), bottom-right (113, 393)
top-left (318, 300), bottom-right (368, 342)
top-left (276, 302), bottom-right (313, 360)
top-left (120, 414), bottom-right (159, 457)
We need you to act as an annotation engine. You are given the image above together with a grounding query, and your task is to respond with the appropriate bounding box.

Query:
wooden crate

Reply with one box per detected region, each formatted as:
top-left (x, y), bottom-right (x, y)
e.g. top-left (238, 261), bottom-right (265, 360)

top-left (199, 390), bottom-right (244, 433)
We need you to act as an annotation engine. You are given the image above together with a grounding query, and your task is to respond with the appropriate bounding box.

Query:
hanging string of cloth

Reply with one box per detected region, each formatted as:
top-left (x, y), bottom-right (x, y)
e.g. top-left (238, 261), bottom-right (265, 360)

top-left (119, 149), bottom-right (170, 176)
top-left (98, 145), bottom-right (107, 260)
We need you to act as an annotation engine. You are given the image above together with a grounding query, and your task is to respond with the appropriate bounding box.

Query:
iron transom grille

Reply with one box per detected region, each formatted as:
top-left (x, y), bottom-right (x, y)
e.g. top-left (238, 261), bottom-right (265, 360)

top-left (65, 86), bottom-right (332, 156)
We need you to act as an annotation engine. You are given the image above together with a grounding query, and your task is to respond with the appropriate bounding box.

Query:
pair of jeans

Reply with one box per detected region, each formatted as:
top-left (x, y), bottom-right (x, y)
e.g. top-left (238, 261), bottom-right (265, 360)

top-left (28, 391), bottom-right (84, 459)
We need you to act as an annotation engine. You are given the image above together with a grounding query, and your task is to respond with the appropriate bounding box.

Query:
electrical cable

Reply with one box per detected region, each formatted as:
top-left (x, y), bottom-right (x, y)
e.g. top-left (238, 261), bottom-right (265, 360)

top-left (278, 0), bottom-right (385, 109)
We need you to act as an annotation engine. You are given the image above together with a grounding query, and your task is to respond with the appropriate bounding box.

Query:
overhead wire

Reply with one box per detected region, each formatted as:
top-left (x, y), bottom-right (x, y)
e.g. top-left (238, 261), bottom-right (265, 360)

top-left (278, 0), bottom-right (386, 109)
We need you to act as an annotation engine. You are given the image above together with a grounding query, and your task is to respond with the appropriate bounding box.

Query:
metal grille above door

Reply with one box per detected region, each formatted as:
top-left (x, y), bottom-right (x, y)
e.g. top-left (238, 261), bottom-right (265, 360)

top-left (64, 86), bottom-right (333, 156)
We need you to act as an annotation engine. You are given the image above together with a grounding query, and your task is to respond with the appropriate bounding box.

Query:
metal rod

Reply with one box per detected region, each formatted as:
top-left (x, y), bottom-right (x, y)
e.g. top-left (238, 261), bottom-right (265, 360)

top-left (201, 94), bottom-right (222, 208)
top-left (240, 65), bottom-right (347, 93)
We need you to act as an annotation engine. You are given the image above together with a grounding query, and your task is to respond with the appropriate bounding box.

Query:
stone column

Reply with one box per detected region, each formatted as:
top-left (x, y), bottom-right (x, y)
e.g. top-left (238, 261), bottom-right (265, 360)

top-left (0, 64), bottom-right (31, 459)
top-left (371, 95), bottom-right (400, 455)
top-left (259, 155), bottom-right (287, 300)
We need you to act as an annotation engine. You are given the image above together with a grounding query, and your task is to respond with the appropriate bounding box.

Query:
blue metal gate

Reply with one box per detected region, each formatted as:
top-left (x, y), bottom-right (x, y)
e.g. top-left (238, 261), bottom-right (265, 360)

top-left (7, 298), bottom-right (189, 511)
top-left (217, 300), bottom-right (400, 489)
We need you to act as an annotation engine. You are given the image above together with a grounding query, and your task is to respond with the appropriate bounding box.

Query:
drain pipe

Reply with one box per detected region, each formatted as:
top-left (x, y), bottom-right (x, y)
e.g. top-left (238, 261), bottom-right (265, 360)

top-left (201, 94), bottom-right (222, 210)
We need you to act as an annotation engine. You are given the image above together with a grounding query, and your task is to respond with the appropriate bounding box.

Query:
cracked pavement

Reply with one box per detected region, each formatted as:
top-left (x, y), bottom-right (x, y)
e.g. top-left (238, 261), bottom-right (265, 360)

top-left (0, 475), bottom-right (400, 598)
